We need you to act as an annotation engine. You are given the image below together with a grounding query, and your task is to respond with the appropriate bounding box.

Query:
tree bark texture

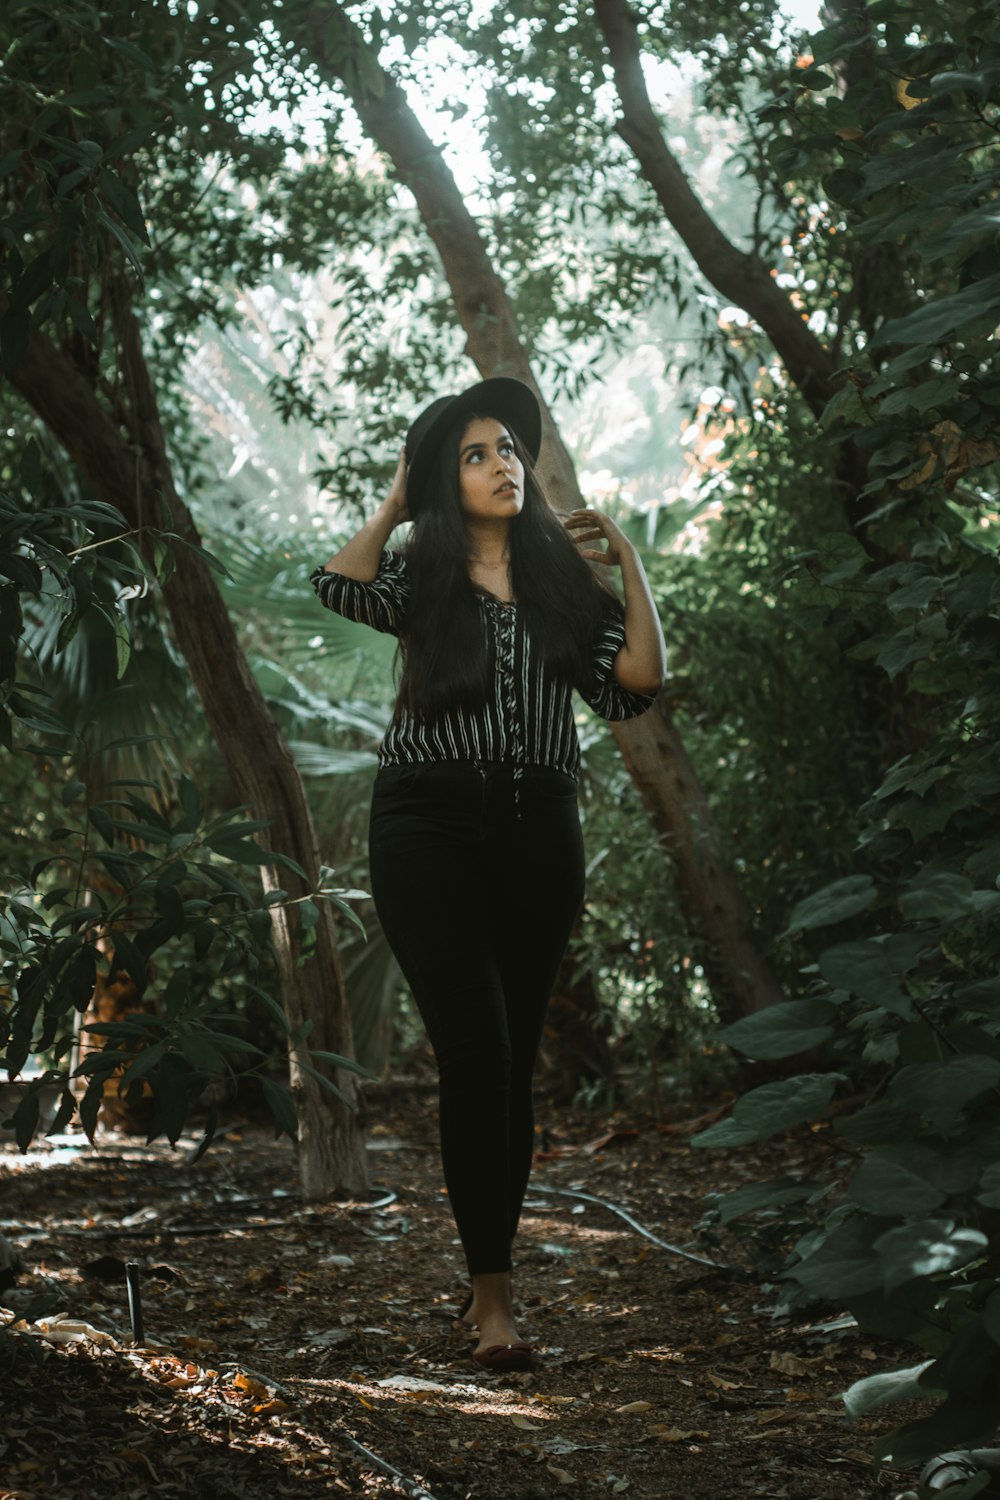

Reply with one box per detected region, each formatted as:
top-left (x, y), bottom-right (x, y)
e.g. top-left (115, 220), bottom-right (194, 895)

top-left (305, 4), bottom-right (788, 1020)
top-left (10, 316), bottom-right (369, 1199)
top-left (611, 699), bottom-right (788, 1022)
top-left (593, 0), bottom-right (840, 420)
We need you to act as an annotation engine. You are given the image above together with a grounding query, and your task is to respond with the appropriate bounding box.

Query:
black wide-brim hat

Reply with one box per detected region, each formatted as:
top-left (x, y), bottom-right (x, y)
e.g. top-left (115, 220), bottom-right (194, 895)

top-left (404, 377), bottom-right (542, 516)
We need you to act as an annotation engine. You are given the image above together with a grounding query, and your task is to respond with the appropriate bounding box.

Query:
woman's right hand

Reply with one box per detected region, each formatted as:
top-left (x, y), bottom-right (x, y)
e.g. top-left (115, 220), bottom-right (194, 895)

top-left (385, 448), bottom-right (409, 523)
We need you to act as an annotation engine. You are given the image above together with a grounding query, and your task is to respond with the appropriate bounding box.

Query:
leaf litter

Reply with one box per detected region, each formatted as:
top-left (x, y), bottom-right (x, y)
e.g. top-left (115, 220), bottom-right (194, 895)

top-left (0, 1093), bottom-right (912, 1498)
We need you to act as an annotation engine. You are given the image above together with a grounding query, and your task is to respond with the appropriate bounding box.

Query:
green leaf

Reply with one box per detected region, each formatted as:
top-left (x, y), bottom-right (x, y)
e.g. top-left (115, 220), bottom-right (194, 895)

top-left (206, 835), bottom-right (268, 865)
top-left (107, 929), bottom-right (148, 995)
top-left (875, 627), bottom-right (937, 679)
top-left (94, 209), bottom-right (145, 285)
top-left (818, 940), bottom-right (911, 1017)
top-left (161, 967), bottom-right (189, 1020)
top-left (194, 921), bottom-right (217, 960)
top-left (900, 871), bottom-right (975, 922)
top-left (46, 1088), bottom-right (77, 1137)
top-left (799, 68), bottom-right (835, 90)
top-left (12, 1088), bottom-right (41, 1152)
top-left (784, 876), bottom-right (876, 935)
top-left (78, 1079), bottom-right (104, 1144)
top-left (153, 877), bottom-right (185, 929)
top-left (872, 273), bottom-right (1000, 348)
top-left (717, 1000), bottom-right (835, 1059)
top-left (886, 573), bottom-right (942, 614)
top-left (88, 805), bottom-right (115, 844)
top-left (875, 1220), bottom-right (988, 1293)
top-left (117, 1039), bottom-right (167, 1093)
top-left (846, 1155), bottom-right (947, 1216)
top-left (787, 1215), bottom-right (885, 1299)
top-left (890, 1056), bottom-right (1000, 1132)
top-left (143, 1052), bottom-right (192, 1147)
top-left (843, 1361), bottom-right (937, 1419)
top-left (262, 1078), bottom-right (299, 1140)
top-left (112, 610), bottom-right (130, 679)
top-left (879, 377), bottom-right (960, 417)
top-left (242, 981), bottom-right (290, 1035)
top-left (56, 944), bottom-right (97, 1014)
top-left (294, 1058), bottom-right (348, 1105)
top-left (97, 166), bottom-right (149, 243)
top-left (247, 908), bottom-right (272, 945)
top-left (707, 1176), bottom-right (823, 1226)
top-left (306, 1049), bottom-right (374, 1079)
top-left (174, 1036), bottom-right (227, 1074)
top-left (691, 1074), bottom-right (843, 1147)
top-left (178, 775), bottom-right (202, 829)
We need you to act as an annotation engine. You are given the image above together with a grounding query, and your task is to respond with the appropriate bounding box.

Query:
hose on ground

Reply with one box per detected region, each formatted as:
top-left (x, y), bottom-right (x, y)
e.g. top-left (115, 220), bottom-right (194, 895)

top-left (534, 1184), bottom-right (734, 1273)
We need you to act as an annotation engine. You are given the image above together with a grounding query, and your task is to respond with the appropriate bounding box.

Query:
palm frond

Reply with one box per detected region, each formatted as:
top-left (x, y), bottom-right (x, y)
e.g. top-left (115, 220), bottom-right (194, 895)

top-left (341, 923), bottom-right (404, 1076)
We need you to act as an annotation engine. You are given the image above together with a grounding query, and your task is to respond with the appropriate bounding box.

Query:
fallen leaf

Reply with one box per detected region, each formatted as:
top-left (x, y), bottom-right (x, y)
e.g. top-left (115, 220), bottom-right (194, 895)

top-left (308, 1328), bottom-right (352, 1348)
top-left (582, 1130), bottom-right (640, 1153)
top-left (615, 1400), bottom-right (653, 1414)
top-left (769, 1350), bottom-right (822, 1378)
top-left (756, 1407), bottom-right (792, 1424)
top-left (511, 1415), bottom-right (542, 1430)
top-left (232, 1372), bottom-right (269, 1400)
top-left (116, 1448), bottom-right (158, 1480)
top-left (707, 1372), bottom-right (741, 1390)
top-left (177, 1335), bottom-right (216, 1353)
top-left (253, 1399), bottom-right (290, 1416)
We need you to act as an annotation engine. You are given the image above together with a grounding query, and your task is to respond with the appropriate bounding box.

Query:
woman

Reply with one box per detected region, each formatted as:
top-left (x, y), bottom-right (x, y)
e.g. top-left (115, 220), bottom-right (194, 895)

top-left (311, 378), bottom-right (664, 1373)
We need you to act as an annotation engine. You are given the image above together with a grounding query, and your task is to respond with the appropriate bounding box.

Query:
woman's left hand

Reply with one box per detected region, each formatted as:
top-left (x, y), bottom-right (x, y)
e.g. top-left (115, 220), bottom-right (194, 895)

top-left (563, 508), bottom-right (634, 569)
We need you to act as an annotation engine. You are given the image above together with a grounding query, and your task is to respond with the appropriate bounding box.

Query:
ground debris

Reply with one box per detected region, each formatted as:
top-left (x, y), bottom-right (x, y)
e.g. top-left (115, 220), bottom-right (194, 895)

top-left (1, 1104), bottom-right (898, 1498)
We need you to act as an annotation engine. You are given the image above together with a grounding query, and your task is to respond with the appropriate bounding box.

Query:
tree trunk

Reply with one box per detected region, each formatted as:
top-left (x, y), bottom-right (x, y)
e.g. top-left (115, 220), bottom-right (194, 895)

top-left (592, 0), bottom-right (883, 533)
top-left (10, 315), bottom-right (368, 1199)
top-left (592, 0), bottom-right (839, 420)
top-left (611, 699), bottom-right (787, 1023)
top-left (299, 3), bottom-right (787, 1020)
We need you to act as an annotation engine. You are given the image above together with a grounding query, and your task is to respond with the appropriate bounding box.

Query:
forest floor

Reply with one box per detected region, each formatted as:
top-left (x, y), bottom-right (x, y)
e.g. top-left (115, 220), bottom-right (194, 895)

top-left (1, 1085), bottom-right (927, 1500)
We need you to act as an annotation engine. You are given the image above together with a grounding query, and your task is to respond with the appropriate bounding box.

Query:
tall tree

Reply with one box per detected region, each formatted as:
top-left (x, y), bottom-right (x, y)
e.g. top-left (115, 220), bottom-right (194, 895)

top-left (1, 0), bottom-right (367, 1196)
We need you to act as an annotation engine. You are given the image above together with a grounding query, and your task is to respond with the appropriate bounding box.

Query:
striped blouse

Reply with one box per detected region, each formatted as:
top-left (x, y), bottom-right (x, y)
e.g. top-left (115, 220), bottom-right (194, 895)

top-left (310, 551), bottom-right (656, 779)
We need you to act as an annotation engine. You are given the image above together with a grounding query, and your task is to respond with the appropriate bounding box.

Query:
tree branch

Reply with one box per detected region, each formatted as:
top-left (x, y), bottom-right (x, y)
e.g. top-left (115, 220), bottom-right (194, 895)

top-left (294, 0), bottom-right (586, 508)
top-left (593, 0), bottom-right (839, 418)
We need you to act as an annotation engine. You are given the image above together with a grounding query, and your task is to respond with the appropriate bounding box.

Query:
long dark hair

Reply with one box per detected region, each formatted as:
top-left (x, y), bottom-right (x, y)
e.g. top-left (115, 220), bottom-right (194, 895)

top-left (396, 414), bottom-right (616, 718)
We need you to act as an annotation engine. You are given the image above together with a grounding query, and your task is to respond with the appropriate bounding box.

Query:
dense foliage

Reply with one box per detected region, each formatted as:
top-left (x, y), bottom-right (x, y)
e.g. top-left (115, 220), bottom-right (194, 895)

top-left (692, 0), bottom-right (1000, 1464)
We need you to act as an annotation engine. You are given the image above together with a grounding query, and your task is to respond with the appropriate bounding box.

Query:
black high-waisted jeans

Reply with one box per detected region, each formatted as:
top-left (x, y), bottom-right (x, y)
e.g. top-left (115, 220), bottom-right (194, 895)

top-left (369, 761), bottom-right (586, 1274)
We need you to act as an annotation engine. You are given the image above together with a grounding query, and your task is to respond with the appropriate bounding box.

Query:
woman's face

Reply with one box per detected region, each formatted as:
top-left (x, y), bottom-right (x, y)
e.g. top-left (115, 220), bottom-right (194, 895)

top-left (457, 417), bottom-right (525, 522)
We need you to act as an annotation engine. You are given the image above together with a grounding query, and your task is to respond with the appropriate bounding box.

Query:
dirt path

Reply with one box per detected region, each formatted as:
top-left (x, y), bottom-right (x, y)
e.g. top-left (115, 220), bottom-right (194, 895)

top-left (1, 1095), bottom-right (908, 1499)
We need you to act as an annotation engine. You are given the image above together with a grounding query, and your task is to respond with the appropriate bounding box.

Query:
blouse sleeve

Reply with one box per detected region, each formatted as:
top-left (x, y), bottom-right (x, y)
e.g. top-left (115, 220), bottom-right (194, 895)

top-left (577, 603), bottom-right (659, 722)
top-left (310, 550), bottom-right (409, 637)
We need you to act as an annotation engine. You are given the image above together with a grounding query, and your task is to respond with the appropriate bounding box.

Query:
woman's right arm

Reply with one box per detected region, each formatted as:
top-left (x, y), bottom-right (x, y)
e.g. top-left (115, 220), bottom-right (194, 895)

top-left (322, 451), bottom-right (409, 580)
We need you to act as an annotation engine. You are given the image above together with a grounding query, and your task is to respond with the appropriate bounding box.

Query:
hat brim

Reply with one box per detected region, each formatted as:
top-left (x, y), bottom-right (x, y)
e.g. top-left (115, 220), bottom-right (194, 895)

top-left (405, 377), bottom-right (542, 515)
